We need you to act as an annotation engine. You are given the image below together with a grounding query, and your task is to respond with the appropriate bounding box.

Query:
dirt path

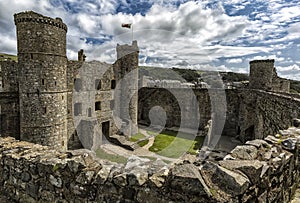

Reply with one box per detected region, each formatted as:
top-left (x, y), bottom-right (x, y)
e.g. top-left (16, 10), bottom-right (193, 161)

top-left (100, 143), bottom-right (177, 162)
top-left (138, 128), bottom-right (155, 150)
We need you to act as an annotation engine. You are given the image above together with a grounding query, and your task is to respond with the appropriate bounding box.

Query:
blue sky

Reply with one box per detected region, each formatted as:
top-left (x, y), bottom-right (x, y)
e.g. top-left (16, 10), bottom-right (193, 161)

top-left (0, 0), bottom-right (299, 80)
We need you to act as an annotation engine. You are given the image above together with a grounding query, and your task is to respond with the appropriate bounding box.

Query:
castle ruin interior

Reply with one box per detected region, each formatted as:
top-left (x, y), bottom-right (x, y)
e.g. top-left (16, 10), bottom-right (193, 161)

top-left (0, 11), bottom-right (299, 203)
top-left (0, 11), bottom-right (297, 153)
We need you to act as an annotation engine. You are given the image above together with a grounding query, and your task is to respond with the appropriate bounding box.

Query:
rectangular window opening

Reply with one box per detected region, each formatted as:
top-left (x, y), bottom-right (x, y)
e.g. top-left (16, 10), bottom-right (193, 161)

top-left (74, 103), bottom-right (82, 116)
top-left (95, 101), bottom-right (101, 111)
top-left (111, 80), bottom-right (116, 89)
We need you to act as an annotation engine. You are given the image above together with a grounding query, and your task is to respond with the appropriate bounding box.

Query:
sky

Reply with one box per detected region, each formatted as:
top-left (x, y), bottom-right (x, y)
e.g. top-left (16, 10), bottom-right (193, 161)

top-left (0, 0), bottom-right (299, 80)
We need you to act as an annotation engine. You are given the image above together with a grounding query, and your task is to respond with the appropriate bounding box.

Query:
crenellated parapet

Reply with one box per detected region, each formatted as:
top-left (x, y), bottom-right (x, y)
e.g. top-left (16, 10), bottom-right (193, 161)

top-left (14, 11), bottom-right (67, 32)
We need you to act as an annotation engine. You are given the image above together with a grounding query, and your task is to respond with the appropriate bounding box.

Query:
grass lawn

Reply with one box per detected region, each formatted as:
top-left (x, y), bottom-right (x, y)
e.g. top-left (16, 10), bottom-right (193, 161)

top-left (95, 148), bottom-right (128, 164)
top-left (149, 130), bottom-right (204, 158)
top-left (129, 132), bottom-right (146, 142)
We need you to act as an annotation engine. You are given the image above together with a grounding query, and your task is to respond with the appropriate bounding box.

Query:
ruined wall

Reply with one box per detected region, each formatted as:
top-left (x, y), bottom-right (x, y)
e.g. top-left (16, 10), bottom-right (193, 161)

top-left (0, 122), bottom-right (299, 203)
top-left (66, 61), bottom-right (83, 149)
top-left (0, 92), bottom-right (19, 138)
top-left (71, 61), bottom-right (116, 150)
top-left (138, 88), bottom-right (239, 136)
top-left (0, 61), bottom-right (20, 139)
top-left (239, 90), bottom-right (300, 141)
top-left (248, 59), bottom-right (290, 93)
top-left (0, 61), bottom-right (18, 92)
top-left (272, 71), bottom-right (290, 93)
top-left (15, 11), bottom-right (68, 150)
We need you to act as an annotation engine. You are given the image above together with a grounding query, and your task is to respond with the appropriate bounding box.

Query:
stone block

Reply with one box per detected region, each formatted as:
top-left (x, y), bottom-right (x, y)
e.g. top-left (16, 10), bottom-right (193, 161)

top-left (201, 161), bottom-right (250, 196)
top-left (230, 145), bottom-right (258, 160)
top-left (169, 164), bottom-right (209, 196)
top-left (219, 160), bottom-right (265, 184)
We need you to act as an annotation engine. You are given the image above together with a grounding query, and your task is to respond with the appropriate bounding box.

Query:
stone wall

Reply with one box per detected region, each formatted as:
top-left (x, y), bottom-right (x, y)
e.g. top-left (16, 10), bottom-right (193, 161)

top-left (138, 88), bottom-right (300, 142)
top-left (248, 59), bottom-right (290, 93)
top-left (138, 88), bottom-right (239, 136)
top-left (0, 122), bottom-right (299, 202)
top-left (239, 90), bottom-right (300, 142)
top-left (0, 61), bottom-right (19, 139)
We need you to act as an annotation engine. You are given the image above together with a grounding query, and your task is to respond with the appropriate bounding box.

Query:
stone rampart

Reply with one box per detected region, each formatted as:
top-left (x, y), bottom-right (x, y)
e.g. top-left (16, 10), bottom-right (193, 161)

top-left (0, 122), bottom-right (299, 202)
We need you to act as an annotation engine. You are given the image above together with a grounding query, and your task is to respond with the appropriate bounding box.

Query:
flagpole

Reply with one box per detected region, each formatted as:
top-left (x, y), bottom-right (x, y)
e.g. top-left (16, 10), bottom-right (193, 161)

top-left (131, 24), bottom-right (133, 42)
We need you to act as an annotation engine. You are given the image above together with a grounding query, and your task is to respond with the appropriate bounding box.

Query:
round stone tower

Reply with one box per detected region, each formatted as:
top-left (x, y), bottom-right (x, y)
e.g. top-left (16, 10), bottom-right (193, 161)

top-left (249, 59), bottom-right (274, 90)
top-left (14, 11), bottom-right (68, 150)
top-left (114, 41), bottom-right (139, 135)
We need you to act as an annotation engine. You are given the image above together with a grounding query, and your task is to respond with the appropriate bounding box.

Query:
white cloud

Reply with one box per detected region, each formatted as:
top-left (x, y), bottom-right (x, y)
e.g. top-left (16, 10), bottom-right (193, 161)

top-left (0, 0), bottom-right (299, 80)
top-left (226, 58), bottom-right (243, 64)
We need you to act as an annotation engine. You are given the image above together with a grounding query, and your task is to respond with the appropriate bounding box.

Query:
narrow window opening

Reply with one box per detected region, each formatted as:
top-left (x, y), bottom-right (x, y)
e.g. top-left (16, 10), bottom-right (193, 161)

top-left (54, 81), bottom-right (57, 86)
top-left (44, 107), bottom-right (47, 114)
top-left (95, 101), bottom-right (101, 111)
top-left (74, 78), bottom-right (82, 92)
top-left (74, 103), bottom-right (82, 116)
top-left (30, 53), bottom-right (33, 59)
top-left (111, 80), bottom-right (116, 89)
top-left (42, 79), bottom-right (45, 85)
top-left (88, 108), bottom-right (92, 117)
top-left (95, 79), bottom-right (101, 90)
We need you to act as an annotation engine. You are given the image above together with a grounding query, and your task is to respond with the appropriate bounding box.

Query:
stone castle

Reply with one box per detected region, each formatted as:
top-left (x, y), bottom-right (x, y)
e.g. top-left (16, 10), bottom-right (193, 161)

top-left (0, 11), bottom-right (297, 151)
top-left (0, 11), bottom-right (299, 203)
top-left (0, 11), bottom-right (139, 151)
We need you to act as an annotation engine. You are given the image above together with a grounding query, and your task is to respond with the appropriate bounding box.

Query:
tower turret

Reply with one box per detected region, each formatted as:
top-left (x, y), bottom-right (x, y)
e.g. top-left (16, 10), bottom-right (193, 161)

top-left (14, 11), bottom-right (68, 150)
top-left (114, 41), bottom-right (139, 136)
top-left (249, 59), bottom-right (274, 90)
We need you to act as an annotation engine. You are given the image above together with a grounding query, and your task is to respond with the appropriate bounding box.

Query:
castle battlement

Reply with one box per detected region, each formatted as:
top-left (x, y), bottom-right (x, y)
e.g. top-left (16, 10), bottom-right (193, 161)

top-left (14, 11), bottom-right (67, 32)
top-left (116, 40), bottom-right (139, 59)
top-left (249, 59), bottom-right (275, 64)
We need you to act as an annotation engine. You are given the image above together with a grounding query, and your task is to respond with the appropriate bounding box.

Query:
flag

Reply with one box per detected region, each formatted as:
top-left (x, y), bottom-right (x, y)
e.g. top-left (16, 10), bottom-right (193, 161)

top-left (122, 23), bottom-right (132, 29)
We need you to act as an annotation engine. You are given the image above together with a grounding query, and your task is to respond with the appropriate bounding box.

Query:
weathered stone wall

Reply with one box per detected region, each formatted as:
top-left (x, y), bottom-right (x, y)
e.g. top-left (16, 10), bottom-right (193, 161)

top-left (138, 88), bottom-right (239, 136)
top-left (239, 90), bottom-right (300, 141)
top-left (0, 61), bottom-right (19, 92)
top-left (0, 92), bottom-right (19, 138)
top-left (15, 11), bottom-right (68, 150)
top-left (139, 88), bottom-right (300, 142)
top-left (0, 122), bottom-right (299, 203)
top-left (70, 61), bottom-right (116, 150)
top-left (248, 59), bottom-right (290, 93)
top-left (0, 61), bottom-right (20, 139)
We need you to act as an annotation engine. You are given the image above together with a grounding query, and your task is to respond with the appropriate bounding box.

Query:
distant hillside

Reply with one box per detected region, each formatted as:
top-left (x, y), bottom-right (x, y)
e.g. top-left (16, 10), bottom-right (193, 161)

top-left (0, 53), bottom-right (17, 62)
top-left (139, 66), bottom-right (300, 93)
top-left (219, 71), bottom-right (249, 82)
top-left (290, 80), bottom-right (300, 93)
top-left (139, 66), bottom-right (186, 81)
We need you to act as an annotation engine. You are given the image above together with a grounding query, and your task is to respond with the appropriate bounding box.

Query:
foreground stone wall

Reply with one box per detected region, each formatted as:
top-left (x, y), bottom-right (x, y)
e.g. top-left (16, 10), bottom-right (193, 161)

top-left (0, 122), bottom-right (299, 202)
